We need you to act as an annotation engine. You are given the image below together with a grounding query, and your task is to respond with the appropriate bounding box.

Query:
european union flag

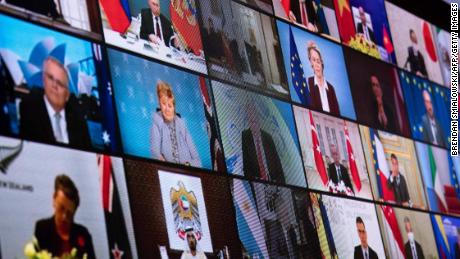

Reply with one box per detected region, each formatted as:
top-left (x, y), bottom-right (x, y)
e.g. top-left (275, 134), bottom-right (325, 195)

top-left (289, 27), bottom-right (310, 105)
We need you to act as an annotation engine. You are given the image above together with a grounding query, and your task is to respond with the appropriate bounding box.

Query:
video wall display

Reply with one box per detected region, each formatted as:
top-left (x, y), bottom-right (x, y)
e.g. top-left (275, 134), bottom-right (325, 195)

top-left (0, 136), bottom-right (136, 259)
top-left (0, 0), bottom-right (454, 258)
top-left (0, 14), bottom-right (120, 153)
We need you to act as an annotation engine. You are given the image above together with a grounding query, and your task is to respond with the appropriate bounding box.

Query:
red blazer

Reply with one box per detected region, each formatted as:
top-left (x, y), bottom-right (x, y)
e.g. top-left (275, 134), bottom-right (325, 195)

top-left (308, 77), bottom-right (340, 116)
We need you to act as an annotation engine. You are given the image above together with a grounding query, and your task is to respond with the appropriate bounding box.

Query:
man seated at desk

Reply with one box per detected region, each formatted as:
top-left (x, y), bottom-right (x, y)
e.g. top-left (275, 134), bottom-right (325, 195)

top-left (140, 0), bottom-right (179, 48)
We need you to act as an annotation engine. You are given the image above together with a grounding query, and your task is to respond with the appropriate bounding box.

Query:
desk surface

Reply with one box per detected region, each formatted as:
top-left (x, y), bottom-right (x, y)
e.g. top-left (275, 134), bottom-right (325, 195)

top-left (104, 28), bottom-right (208, 74)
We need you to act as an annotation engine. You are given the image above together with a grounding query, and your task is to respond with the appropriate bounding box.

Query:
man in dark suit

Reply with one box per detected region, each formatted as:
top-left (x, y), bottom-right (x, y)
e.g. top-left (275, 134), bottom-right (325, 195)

top-left (241, 100), bottom-right (285, 184)
top-left (386, 154), bottom-right (411, 206)
top-left (421, 89), bottom-right (446, 147)
top-left (369, 75), bottom-right (396, 132)
top-left (354, 217), bottom-right (378, 259)
top-left (287, 0), bottom-right (323, 33)
top-left (403, 217), bottom-right (425, 259)
top-left (405, 29), bottom-right (428, 78)
top-left (356, 6), bottom-right (376, 44)
top-left (139, 0), bottom-right (178, 48)
top-left (19, 57), bottom-right (91, 149)
top-left (327, 145), bottom-right (354, 194)
top-left (35, 174), bottom-right (95, 259)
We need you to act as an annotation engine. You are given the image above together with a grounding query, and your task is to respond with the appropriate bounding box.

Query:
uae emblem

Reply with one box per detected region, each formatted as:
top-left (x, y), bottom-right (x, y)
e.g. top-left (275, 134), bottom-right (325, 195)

top-left (170, 181), bottom-right (202, 240)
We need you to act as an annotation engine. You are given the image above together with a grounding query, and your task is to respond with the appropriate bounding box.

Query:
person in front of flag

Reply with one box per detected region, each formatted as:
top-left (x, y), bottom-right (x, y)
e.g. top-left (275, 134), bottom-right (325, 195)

top-left (403, 217), bottom-right (425, 259)
top-left (34, 174), bottom-right (95, 259)
top-left (356, 6), bottom-right (376, 44)
top-left (181, 227), bottom-right (207, 259)
top-left (354, 217), bottom-right (378, 259)
top-left (327, 145), bottom-right (354, 194)
top-left (421, 89), bottom-right (446, 147)
top-left (386, 154), bottom-right (411, 207)
top-left (405, 29), bottom-right (428, 78)
top-left (19, 56), bottom-right (91, 149)
top-left (306, 41), bottom-right (340, 116)
top-left (140, 0), bottom-right (179, 48)
top-left (151, 80), bottom-right (201, 167)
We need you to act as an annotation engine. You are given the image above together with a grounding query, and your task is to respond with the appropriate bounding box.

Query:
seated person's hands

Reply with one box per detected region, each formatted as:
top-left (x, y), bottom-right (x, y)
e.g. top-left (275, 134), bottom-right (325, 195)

top-left (148, 34), bottom-right (162, 45)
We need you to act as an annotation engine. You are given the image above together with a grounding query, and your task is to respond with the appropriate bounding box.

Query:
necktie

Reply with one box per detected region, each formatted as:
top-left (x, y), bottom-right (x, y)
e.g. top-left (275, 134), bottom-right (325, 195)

top-left (396, 175), bottom-right (400, 185)
top-left (54, 112), bottom-right (63, 143)
top-left (431, 121), bottom-right (438, 145)
top-left (364, 25), bottom-right (370, 41)
top-left (365, 250), bottom-right (369, 259)
top-left (155, 17), bottom-right (162, 40)
top-left (412, 244), bottom-right (418, 259)
top-left (337, 166), bottom-right (341, 181)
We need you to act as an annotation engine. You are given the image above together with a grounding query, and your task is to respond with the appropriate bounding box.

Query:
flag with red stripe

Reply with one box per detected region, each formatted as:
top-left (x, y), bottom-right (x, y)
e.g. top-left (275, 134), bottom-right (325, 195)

top-left (99, 0), bottom-right (132, 33)
top-left (309, 111), bottom-right (328, 185)
top-left (344, 121), bottom-right (361, 191)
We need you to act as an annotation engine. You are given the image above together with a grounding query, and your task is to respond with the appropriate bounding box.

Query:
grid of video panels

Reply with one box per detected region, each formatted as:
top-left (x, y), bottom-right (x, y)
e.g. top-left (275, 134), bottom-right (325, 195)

top-left (0, 0), bottom-right (455, 258)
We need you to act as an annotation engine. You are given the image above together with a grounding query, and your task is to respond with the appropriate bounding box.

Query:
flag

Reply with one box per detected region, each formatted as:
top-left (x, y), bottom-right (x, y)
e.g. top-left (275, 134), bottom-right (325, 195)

top-left (281, 0), bottom-right (291, 17)
top-left (289, 27), bottom-right (310, 105)
top-left (382, 25), bottom-right (394, 54)
top-left (314, 0), bottom-right (330, 35)
top-left (99, 155), bottom-right (132, 259)
top-left (309, 111), bottom-right (328, 185)
top-left (334, 0), bottom-right (355, 43)
top-left (344, 121), bottom-right (360, 191)
top-left (99, 0), bottom-right (131, 33)
top-left (431, 215), bottom-right (450, 259)
top-left (429, 146), bottom-right (448, 212)
top-left (318, 195), bottom-right (338, 258)
top-left (422, 21), bottom-right (438, 62)
top-left (380, 205), bottom-right (405, 259)
top-left (170, 0), bottom-right (203, 55)
top-left (370, 129), bottom-right (395, 201)
top-left (232, 179), bottom-right (269, 259)
top-left (199, 76), bottom-right (225, 172)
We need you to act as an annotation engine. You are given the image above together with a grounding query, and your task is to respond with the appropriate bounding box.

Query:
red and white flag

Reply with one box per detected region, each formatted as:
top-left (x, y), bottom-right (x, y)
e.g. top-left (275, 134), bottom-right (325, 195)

top-left (344, 121), bottom-right (361, 191)
top-left (309, 111), bottom-right (328, 185)
top-left (381, 205), bottom-right (405, 259)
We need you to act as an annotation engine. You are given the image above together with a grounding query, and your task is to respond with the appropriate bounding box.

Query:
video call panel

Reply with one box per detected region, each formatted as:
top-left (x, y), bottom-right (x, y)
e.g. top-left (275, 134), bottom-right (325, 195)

top-left (0, 0), bottom-right (455, 258)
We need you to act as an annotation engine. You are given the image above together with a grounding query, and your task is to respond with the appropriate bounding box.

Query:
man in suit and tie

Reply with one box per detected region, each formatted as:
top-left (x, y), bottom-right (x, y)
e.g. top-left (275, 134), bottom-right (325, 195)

top-left (403, 217), bottom-right (425, 259)
top-left (241, 99), bottom-right (285, 184)
top-left (356, 6), bottom-right (376, 44)
top-left (327, 145), bottom-right (354, 194)
top-left (386, 154), bottom-right (411, 206)
top-left (354, 217), bottom-right (379, 259)
top-left (19, 57), bottom-right (91, 149)
top-left (140, 0), bottom-right (179, 48)
top-left (405, 29), bottom-right (428, 78)
top-left (421, 89), bottom-right (446, 147)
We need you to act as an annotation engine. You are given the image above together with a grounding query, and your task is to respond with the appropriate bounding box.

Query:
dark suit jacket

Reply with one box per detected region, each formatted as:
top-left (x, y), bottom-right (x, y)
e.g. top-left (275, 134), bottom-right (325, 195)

top-left (357, 22), bottom-right (376, 43)
top-left (35, 216), bottom-right (95, 259)
top-left (140, 9), bottom-right (174, 46)
top-left (386, 173), bottom-right (410, 204)
top-left (241, 128), bottom-right (285, 184)
top-left (19, 88), bottom-right (91, 149)
top-left (354, 245), bottom-right (379, 259)
top-left (421, 114), bottom-right (446, 147)
top-left (369, 98), bottom-right (396, 133)
top-left (290, 0), bottom-right (324, 32)
top-left (407, 46), bottom-right (428, 77)
top-left (405, 240), bottom-right (425, 259)
top-left (327, 163), bottom-right (354, 193)
top-left (308, 77), bottom-right (340, 116)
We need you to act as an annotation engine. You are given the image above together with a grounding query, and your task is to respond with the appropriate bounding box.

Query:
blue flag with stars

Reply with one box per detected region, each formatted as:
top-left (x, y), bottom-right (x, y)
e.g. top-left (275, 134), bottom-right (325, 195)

top-left (289, 27), bottom-right (310, 105)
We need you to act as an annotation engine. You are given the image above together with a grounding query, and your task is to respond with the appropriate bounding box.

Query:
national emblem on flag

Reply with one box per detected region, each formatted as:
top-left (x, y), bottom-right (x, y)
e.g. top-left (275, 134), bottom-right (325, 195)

top-left (170, 181), bottom-right (202, 241)
top-left (170, 0), bottom-right (203, 55)
top-left (344, 121), bottom-right (360, 192)
top-left (309, 111), bottom-right (328, 185)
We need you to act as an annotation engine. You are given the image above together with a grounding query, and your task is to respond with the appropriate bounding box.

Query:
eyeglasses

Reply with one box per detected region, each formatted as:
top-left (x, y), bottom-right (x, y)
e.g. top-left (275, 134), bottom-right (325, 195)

top-left (44, 72), bottom-right (68, 89)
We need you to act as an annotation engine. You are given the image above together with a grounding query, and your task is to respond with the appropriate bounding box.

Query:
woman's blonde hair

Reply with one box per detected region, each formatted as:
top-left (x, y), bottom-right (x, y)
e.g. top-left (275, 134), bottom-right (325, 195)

top-left (156, 80), bottom-right (175, 105)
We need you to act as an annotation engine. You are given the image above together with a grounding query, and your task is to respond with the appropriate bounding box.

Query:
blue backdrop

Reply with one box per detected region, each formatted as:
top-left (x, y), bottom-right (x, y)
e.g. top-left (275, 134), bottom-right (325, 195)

top-left (399, 70), bottom-right (450, 147)
top-left (277, 20), bottom-right (356, 120)
top-left (108, 48), bottom-right (211, 169)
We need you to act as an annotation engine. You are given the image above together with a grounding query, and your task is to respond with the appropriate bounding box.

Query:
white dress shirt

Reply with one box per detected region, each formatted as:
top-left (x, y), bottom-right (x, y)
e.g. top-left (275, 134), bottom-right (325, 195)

top-left (44, 95), bottom-right (69, 144)
top-left (314, 75), bottom-right (330, 112)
